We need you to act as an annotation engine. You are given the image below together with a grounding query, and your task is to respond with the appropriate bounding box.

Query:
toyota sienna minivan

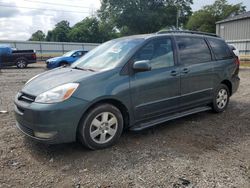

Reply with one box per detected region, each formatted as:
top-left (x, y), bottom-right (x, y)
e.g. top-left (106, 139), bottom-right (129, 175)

top-left (14, 31), bottom-right (240, 150)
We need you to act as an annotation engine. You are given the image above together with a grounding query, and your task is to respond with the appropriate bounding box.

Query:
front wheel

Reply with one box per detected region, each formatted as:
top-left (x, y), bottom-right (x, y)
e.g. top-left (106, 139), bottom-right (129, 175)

top-left (212, 84), bottom-right (230, 113)
top-left (78, 104), bottom-right (124, 150)
top-left (59, 62), bottom-right (68, 67)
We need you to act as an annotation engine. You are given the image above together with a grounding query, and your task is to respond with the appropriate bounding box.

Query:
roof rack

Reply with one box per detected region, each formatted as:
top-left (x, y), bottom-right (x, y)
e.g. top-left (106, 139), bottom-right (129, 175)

top-left (156, 30), bottom-right (219, 37)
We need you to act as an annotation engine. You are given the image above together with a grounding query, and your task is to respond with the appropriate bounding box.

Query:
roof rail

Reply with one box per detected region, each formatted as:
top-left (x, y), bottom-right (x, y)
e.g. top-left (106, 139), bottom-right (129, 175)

top-left (156, 30), bottom-right (219, 37)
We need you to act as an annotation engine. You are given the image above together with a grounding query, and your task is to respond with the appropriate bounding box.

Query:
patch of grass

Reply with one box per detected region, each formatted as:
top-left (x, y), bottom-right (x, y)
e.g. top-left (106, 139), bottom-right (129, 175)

top-left (240, 61), bottom-right (250, 68)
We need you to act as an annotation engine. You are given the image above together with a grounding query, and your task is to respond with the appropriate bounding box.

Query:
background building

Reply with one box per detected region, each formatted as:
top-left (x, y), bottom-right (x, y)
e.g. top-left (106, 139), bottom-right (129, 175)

top-left (216, 11), bottom-right (250, 56)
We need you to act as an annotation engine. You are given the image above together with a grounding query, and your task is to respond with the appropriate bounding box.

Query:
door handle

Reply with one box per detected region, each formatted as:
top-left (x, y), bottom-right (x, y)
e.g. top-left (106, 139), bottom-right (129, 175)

top-left (170, 70), bottom-right (178, 76)
top-left (182, 68), bottom-right (190, 74)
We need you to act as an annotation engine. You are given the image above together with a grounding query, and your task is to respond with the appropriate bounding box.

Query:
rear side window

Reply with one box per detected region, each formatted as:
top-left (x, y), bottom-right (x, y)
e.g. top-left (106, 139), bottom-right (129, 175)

top-left (176, 37), bottom-right (212, 64)
top-left (207, 38), bottom-right (233, 60)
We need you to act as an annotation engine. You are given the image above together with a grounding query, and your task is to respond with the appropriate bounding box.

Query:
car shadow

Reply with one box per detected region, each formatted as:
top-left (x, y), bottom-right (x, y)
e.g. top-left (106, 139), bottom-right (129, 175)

top-left (1, 64), bottom-right (45, 70)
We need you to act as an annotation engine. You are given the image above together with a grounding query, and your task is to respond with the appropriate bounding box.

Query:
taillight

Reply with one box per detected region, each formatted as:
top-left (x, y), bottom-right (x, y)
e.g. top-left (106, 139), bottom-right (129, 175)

top-left (32, 53), bottom-right (36, 59)
top-left (235, 57), bottom-right (240, 66)
top-left (233, 57), bottom-right (240, 75)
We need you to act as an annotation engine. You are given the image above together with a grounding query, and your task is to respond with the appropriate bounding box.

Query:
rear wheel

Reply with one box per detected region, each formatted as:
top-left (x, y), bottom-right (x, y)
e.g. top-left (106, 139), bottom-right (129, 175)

top-left (78, 104), bottom-right (124, 150)
top-left (16, 59), bottom-right (27, 69)
top-left (212, 84), bottom-right (230, 113)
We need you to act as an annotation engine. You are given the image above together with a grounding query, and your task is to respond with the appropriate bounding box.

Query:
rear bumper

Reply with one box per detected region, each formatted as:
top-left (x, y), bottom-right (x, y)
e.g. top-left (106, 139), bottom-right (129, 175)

top-left (14, 96), bottom-right (89, 144)
top-left (231, 75), bottom-right (240, 95)
top-left (27, 60), bottom-right (36, 64)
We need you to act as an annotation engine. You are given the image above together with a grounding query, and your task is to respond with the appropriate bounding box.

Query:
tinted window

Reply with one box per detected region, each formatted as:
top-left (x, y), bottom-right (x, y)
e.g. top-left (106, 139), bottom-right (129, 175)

top-left (134, 38), bottom-right (174, 69)
top-left (207, 38), bottom-right (233, 60)
top-left (176, 37), bottom-right (211, 64)
top-left (77, 51), bottom-right (83, 56)
top-left (73, 51), bottom-right (84, 57)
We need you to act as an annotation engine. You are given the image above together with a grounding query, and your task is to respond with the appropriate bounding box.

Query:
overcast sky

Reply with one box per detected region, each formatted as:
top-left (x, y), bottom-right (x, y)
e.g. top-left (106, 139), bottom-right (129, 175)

top-left (0, 0), bottom-right (249, 40)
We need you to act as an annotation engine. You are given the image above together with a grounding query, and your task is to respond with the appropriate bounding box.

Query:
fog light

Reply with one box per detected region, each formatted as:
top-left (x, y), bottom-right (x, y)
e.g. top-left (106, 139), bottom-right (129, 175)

top-left (34, 131), bottom-right (57, 139)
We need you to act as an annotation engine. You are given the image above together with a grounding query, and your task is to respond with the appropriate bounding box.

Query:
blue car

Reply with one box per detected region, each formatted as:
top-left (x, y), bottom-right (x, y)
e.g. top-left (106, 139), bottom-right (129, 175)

top-left (46, 50), bottom-right (88, 69)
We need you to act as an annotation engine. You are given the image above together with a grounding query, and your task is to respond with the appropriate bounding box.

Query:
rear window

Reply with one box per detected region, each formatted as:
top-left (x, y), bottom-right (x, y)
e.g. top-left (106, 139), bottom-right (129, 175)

top-left (176, 37), bottom-right (212, 65)
top-left (207, 38), bottom-right (233, 60)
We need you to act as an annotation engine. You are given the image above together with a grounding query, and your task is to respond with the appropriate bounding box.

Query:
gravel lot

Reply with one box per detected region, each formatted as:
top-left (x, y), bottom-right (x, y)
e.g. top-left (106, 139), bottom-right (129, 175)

top-left (0, 64), bottom-right (249, 188)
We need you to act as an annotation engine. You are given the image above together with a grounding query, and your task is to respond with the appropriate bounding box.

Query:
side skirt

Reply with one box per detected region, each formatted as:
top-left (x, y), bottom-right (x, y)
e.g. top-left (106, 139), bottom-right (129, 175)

top-left (130, 106), bottom-right (211, 131)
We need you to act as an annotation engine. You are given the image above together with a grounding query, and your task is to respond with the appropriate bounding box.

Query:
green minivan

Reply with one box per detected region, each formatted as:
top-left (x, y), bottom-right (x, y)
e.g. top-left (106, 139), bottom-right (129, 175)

top-left (14, 31), bottom-right (240, 150)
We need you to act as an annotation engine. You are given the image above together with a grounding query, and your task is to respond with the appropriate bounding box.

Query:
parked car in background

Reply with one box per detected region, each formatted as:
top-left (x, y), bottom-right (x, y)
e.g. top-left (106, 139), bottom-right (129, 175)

top-left (0, 46), bottom-right (36, 68)
top-left (228, 44), bottom-right (240, 57)
top-left (15, 31), bottom-right (240, 150)
top-left (46, 50), bottom-right (88, 69)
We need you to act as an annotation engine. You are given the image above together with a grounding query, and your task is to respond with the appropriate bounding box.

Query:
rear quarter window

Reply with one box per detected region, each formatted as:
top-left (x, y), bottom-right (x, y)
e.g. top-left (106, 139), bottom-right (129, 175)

top-left (207, 38), bottom-right (233, 60)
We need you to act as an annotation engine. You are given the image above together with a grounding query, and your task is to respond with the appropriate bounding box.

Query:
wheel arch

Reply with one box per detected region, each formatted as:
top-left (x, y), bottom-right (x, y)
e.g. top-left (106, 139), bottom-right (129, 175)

top-left (221, 80), bottom-right (232, 96)
top-left (59, 61), bottom-right (69, 66)
top-left (15, 57), bottom-right (28, 60)
top-left (76, 98), bottom-right (130, 137)
top-left (15, 57), bottom-right (28, 64)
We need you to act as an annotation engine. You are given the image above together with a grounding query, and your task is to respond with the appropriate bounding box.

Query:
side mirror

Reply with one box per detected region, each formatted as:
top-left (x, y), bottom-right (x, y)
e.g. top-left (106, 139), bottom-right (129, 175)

top-left (133, 60), bottom-right (151, 72)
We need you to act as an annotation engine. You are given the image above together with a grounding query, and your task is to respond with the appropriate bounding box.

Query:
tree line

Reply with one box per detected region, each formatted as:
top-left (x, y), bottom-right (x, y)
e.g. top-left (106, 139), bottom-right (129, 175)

top-left (29, 0), bottom-right (246, 43)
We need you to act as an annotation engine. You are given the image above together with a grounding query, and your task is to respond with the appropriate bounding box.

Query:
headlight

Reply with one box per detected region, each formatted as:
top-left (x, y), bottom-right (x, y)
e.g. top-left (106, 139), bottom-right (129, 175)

top-left (35, 83), bottom-right (79, 103)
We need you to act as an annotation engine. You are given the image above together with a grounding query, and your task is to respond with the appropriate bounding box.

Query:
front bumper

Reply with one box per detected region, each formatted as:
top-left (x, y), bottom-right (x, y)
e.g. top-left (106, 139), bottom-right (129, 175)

top-left (14, 96), bottom-right (89, 144)
top-left (46, 61), bottom-right (58, 69)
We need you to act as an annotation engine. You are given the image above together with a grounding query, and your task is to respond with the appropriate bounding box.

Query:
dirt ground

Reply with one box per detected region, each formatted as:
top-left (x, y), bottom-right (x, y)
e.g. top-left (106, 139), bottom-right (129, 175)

top-left (0, 64), bottom-right (249, 188)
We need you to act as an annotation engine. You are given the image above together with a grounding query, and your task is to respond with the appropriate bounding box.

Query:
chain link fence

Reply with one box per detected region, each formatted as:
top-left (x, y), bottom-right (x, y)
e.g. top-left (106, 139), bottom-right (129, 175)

top-left (0, 40), bottom-right (100, 61)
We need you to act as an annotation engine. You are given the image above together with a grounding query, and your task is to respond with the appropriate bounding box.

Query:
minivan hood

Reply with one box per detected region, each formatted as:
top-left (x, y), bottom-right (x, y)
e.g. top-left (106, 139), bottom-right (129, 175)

top-left (22, 67), bottom-right (96, 96)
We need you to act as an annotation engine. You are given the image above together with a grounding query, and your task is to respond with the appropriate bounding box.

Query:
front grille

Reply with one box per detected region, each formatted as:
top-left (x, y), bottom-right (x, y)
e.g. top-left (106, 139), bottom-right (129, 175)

top-left (18, 92), bottom-right (36, 103)
top-left (17, 123), bottom-right (34, 137)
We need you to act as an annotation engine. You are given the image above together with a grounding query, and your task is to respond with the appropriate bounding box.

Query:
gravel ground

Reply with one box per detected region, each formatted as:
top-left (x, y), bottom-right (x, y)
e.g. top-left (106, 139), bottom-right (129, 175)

top-left (0, 64), bottom-right (249, 188)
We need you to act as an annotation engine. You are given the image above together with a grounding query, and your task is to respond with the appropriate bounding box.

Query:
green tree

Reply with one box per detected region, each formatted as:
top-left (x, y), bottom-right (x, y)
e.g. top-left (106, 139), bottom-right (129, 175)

top-left (68, 17), bottom-right (100, 43)
top-left (186, 0), bottom-right (246, 33)
top-left (98, 0), bottom-right (193, 35)
top-left (46, 20), bottom-right (71, 42)
top-left (68, 17), bottom-right (118, 43)
top-left (29, 30), bottom-right (46, 41)
top-left (98, 20), bottom-right (119, 42)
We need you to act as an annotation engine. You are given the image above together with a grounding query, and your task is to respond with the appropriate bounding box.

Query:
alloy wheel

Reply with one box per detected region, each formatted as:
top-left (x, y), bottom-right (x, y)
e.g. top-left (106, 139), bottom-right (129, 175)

top-left (17, 60), bottom-right (26, 68)
top-left (216, 88), bottom-right (228, 109)
top-left (89, 112), bottom-right (118, 144)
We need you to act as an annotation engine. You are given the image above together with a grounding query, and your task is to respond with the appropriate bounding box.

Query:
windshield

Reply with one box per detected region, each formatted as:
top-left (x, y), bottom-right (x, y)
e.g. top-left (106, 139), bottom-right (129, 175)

top-left (63, 51), bottom-right (75, 57)
top-left (71, 38), bottom-right (144, 71)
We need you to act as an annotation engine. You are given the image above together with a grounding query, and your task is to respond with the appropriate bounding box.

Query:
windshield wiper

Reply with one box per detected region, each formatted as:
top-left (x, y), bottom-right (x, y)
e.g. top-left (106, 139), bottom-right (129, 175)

top-left (72, 66), bottom-right (96, 72)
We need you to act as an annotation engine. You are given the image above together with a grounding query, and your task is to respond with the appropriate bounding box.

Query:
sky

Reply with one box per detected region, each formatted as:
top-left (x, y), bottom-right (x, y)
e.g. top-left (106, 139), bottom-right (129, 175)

top-left (0, 0), bottom-right (249, 40)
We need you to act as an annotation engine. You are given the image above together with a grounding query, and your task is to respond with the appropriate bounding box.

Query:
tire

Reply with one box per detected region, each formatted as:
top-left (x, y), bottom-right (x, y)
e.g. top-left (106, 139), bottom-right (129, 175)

top-left (212, 84), bottom-right (230, 113)
top-left (78, 104), bottom-right (124, 150)
top-left (16, 59), bottom-right (27, 69)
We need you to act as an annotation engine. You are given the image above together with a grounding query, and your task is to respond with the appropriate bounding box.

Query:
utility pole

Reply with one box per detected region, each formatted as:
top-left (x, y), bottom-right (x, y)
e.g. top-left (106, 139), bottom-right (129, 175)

top-left (176, 9), bottom-right (180, 29)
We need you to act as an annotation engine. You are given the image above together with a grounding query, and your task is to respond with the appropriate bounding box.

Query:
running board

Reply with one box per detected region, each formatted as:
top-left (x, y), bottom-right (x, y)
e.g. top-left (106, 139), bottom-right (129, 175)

top-left (130, 106), bottom-right (212, 131)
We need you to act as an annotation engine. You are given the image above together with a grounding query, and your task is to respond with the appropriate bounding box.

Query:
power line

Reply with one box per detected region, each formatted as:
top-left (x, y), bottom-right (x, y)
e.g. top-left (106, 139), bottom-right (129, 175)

top-left (0, 3), bottom-right (92, 14)
top-left (23, 0), bottom-right (96, 10)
